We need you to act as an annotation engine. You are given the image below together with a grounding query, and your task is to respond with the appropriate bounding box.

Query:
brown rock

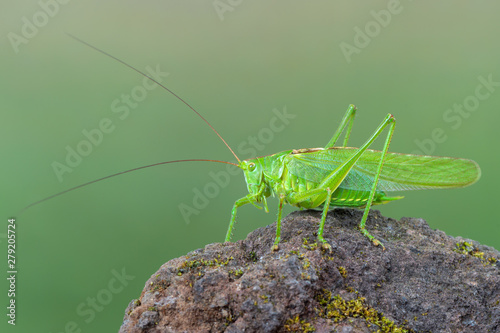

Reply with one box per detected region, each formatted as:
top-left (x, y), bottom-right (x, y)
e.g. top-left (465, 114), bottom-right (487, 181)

top-left (118, 209), bottom-right (500, 332)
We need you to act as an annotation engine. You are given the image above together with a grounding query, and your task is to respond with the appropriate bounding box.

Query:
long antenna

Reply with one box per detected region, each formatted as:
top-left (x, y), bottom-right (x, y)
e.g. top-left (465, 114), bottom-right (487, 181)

top-left (67, 33), bottom-right (241, 163)
top-left (20, 159), bottom-right (237, 214)
top-left (21, 35), bottom-right (244, 214)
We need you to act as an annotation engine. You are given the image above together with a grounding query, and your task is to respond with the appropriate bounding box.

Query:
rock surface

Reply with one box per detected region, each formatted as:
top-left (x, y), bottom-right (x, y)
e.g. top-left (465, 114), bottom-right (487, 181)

top-left (118, 209), bottom-right (499, 333)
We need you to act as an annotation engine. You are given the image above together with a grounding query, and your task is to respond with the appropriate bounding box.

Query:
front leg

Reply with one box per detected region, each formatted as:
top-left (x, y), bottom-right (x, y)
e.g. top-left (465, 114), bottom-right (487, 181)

top-left (225, 196), bottom-right (252, 242)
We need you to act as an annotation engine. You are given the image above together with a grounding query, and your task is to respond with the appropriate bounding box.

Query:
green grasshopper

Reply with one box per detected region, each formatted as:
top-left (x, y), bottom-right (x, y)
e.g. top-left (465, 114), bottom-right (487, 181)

top-left (22, 36), bottom-right (481, 251)
top-left (228, 104), bottom-right (480, 250)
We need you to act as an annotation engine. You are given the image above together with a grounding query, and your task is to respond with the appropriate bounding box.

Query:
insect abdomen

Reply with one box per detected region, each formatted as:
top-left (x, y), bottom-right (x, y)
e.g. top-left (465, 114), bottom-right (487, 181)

top-left (330, 188), bottom-right (401, 207)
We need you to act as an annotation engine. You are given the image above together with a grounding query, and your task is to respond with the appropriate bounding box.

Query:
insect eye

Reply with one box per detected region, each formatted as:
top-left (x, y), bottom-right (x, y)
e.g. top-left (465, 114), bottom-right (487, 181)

top-left (248, 163), bottom-right (256, 171)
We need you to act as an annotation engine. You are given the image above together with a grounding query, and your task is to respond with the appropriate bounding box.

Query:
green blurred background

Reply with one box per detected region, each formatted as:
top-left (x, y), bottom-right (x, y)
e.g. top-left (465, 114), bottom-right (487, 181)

top-left (2, 1), bottom-right (499, 331)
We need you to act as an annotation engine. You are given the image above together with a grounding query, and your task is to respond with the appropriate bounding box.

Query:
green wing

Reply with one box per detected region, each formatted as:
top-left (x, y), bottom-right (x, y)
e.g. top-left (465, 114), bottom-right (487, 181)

top-left (286, 148), bottom-right (481, 192)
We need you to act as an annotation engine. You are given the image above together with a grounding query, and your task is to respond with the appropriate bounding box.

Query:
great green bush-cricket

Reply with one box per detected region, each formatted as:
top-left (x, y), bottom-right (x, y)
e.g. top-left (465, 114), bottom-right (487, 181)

top-left (22, 36), bottom-right (481, 251)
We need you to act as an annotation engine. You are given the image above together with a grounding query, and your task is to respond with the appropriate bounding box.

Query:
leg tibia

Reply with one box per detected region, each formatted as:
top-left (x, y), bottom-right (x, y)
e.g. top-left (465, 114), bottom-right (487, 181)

top-left (317, 188), bottom-right (333, 250)
top-left (325, 104), bottom-right (357, 148)
top-left (272, 195), bottom-right (286, 251)
top-left (225, 197), bottom-right (251, 242)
